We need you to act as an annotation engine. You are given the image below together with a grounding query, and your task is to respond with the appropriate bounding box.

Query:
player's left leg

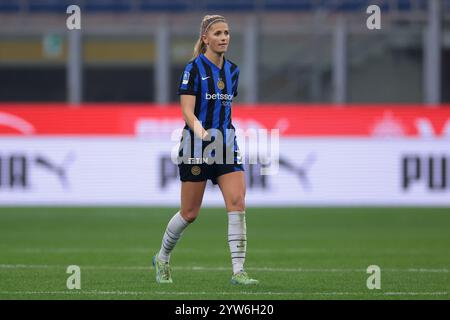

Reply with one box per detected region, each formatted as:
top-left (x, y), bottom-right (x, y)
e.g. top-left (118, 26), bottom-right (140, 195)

top-left (216, 170), bottom-right (259, 285)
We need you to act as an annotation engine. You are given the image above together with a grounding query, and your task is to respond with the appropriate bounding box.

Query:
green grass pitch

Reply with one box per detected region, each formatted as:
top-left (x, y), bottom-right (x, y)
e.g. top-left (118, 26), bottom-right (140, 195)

top-left (0, 207), bottom-right (449, 300)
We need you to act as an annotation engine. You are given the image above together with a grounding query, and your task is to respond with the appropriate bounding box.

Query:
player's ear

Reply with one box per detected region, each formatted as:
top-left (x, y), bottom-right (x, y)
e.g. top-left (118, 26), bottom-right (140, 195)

top-left (202, 34), bottom-right (209, 46)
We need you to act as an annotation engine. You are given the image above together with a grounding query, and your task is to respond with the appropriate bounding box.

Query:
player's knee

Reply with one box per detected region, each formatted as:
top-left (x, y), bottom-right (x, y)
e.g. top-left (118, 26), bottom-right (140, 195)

top-left (227, 194), bottom-right (245, 212)
top-left (180, 207), bottom-right (200, 223)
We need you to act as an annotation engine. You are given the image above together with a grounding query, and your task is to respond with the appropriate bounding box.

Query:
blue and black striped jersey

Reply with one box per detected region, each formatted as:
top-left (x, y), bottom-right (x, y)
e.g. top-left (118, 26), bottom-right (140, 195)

top-left (177, 53), bottom-right (241, 162)
top-left (177, 53), bottom-right (239, 132)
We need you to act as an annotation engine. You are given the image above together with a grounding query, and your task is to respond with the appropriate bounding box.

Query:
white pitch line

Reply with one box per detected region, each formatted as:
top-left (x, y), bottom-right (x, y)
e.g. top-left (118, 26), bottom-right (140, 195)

top-left (0, 291), bottom-right (448, 297)
top-left (3, 247), bottom-right (449, 255)
top-left (0, 264), bottom-right (449, 273)
top-left (0, 248), bottom-right (340, 253)
top-left (1, 248), bottom-right (153, 254)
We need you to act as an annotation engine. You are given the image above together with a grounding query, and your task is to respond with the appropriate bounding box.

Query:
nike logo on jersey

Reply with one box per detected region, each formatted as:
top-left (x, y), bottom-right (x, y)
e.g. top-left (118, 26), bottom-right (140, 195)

top-left (201, 76), bottom-right (210, 80)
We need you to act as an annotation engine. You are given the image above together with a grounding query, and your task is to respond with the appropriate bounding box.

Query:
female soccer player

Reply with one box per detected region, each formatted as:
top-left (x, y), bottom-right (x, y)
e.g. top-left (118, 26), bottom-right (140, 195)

top-left (152, 15), bottom-right (258, 285)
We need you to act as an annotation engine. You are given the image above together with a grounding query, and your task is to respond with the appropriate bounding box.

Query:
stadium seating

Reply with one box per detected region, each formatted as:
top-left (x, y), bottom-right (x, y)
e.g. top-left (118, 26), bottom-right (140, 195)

top-left (0, 0), bottom-right (20, 12)
top-left (28, 0), bottom-right (72, 13)
top-left (0, 0), bottom-right (440, 13)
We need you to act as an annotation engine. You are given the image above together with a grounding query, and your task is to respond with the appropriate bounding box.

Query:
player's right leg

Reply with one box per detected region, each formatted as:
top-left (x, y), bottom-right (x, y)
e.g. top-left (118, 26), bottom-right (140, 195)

top-left (153, 180), bottom-right (207, 283)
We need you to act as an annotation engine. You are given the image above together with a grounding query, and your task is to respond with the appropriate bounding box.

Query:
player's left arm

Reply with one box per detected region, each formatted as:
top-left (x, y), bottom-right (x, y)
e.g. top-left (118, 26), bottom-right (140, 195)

top-left (232, 67), bottom-right (240, 97)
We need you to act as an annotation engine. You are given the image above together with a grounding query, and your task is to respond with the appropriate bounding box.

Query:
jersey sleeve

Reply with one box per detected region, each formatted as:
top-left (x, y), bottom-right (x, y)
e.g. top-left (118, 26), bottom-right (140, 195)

top-left (232, 68), bottom-right (239, 97)
top-left (177, 62), bottom-right (199, 96)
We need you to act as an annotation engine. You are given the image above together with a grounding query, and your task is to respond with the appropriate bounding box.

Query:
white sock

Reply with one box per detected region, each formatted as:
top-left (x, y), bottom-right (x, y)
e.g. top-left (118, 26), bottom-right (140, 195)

top-left (228, 211), bottom-right (247, 274)
top-left (158, 211), bottom-right (190, 263)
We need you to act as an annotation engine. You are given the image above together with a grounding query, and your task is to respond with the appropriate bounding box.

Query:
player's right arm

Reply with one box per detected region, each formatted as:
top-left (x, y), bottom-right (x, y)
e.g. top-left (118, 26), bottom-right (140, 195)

top-left (180, 95), bottom-right (208, 140)
top-left (178, 62), bottom-right (208, 140)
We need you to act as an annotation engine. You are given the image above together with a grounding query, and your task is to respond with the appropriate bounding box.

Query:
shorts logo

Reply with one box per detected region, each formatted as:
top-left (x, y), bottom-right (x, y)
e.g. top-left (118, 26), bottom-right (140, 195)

top-left (182, 71), bottom-right (190, 85)
top-left (191, 165), bottom-right (201, 176)
top-left (217, 78), bottom-right (225, 90)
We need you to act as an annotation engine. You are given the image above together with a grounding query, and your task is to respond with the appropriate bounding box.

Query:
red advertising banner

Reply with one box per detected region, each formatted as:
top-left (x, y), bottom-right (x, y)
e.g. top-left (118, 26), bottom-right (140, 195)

top-left (0, 104), bottom-right (449, 137)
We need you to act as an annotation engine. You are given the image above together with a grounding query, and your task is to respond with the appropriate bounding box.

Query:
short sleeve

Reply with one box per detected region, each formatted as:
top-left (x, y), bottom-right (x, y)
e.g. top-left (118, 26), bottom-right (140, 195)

top-left (232, 68), bottom-right (239, 97)
top-left (177, 62), bottom-right (199, 96)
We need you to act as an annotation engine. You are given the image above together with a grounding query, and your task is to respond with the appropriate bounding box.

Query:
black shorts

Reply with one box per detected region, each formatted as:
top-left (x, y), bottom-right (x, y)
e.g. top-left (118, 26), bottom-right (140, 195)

top-left (178, 162), bottom-right (244, 185)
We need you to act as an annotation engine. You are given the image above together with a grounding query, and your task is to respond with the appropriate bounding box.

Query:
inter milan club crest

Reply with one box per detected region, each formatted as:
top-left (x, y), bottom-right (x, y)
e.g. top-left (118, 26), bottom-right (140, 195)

top-left (217, 78), bottom-right (225, 90)
top-left (191, 166), bottom-right (201, 176)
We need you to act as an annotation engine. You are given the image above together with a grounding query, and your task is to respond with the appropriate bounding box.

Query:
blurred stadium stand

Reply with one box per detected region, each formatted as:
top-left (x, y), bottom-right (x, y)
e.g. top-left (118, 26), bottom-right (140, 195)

top-left (0, 0), bottom-right (439, 13)
top-left (0, 0), bottom-right (448, 104)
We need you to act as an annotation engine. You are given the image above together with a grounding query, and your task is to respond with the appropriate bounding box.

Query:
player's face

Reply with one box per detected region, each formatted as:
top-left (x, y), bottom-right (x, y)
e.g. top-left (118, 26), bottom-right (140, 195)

top-left (204, 22), bottom-right (230, 54)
